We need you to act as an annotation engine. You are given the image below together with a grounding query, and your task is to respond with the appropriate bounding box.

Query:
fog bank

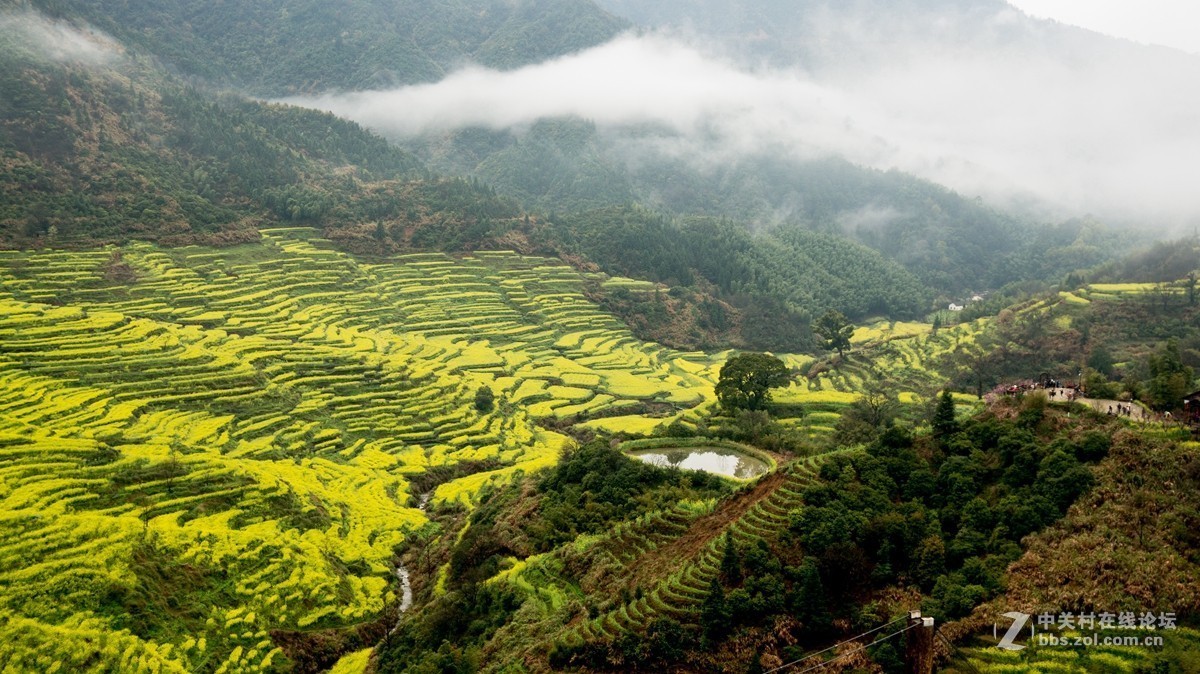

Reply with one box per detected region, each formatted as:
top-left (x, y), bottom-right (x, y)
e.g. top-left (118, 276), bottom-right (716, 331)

top-left (288, 18), bottom-right (1200, 229)
top-left (0, 9), bottom-right (122, 65)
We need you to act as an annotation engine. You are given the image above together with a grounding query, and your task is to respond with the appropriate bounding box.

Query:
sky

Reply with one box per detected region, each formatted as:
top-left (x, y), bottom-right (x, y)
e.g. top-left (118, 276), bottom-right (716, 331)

top-left (1007, 0), bottom-right (1200, 54)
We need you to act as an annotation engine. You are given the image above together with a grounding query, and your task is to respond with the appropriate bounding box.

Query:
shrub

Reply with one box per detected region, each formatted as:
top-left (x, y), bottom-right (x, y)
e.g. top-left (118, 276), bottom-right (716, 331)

top-left (473, 385), bottom-right (495, 413)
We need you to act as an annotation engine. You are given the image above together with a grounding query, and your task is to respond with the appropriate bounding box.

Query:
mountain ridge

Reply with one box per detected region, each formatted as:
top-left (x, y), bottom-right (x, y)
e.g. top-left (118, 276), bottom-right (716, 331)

top-left (21, 0), bottom-right (627, 96)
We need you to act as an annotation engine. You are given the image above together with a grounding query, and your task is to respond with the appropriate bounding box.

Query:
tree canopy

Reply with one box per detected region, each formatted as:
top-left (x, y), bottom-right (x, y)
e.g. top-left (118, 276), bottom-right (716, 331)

top-left (715, 352), bottom-right (791, 412)
top-left (814, 309), bottom-right (854, 357)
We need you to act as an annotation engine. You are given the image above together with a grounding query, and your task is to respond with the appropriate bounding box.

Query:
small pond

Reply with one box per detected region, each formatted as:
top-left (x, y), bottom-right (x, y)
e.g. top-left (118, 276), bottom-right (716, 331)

top-left (628, 446), bottom-right (770, 480)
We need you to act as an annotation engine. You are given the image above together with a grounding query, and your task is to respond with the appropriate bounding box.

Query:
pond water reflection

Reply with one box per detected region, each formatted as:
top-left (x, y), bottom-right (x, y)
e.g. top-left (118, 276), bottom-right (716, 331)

top-left (629, 446), bottom-right (770, 479)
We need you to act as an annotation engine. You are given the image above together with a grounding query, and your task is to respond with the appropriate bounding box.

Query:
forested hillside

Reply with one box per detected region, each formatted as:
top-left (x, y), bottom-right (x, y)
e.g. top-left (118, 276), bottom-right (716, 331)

top-left (0, 16), bottom-right (530, 248)
top-left (550, 207), bottom-right (927, 316)
top-left (23, 0), bottom-right (626, 95)
top-left (3, 0), bottom-right (1138, 311)
top-left (409, 115), bottom-right (1132, 297)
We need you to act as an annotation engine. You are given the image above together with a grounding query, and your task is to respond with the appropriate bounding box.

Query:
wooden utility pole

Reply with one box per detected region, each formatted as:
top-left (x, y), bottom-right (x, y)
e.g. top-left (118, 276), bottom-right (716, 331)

top-left (906, 610), bottom-right (935, 674)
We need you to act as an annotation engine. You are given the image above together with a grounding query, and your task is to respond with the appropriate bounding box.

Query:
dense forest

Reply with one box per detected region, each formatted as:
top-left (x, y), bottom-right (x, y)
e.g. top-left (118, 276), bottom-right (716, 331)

top-left (0, 23), bottom-right (516, 247)
top-left (406, 111), bottom-right (1134, 298)
top-left (543, 207), bottom-right (927, 347)
top-left (375, 393), bottom-right (1200, 672)
top-left (21, 0), bottom-right (627, 95)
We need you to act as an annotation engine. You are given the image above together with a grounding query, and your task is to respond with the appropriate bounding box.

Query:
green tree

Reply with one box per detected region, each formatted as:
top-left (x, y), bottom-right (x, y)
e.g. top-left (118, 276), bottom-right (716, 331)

top-left (474, 385), bottom-right (495, 413)
top-left (814, 309), bottom-right (854, 357)
top-left (700, 577), bottom-right (729, 643)
top-left (1034, 450), bottom-right (1094, 513)
top-left (790, 558), bottom-right (830, 635)
top-left (932, 390), bottom-right (958, 439)
top-left (1087, 345), bottom-right (1115, 377)
top-left (715, 352), bottom-right (790, 412)
top-left (1147, 338), bottom-right (1193, 410)
top-left (834, 384), bottom-right (900, 445)
top-left (720, 530), bottom-right (741, 583)
top-left (913, 534), bottom-right (947, 590)
top-left (644, 618), bottom-right (690, 664)
top-left (1082, 369), bottom-right (1120, 399)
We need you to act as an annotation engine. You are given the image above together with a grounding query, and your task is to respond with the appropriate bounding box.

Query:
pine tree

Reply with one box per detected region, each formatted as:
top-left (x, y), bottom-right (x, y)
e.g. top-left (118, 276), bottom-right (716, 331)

top-left (720, 530), bottom-right (741, 583)
top-left (700, 578), bottom-right (728, 643)
top-left (791, 558), bottom-right (830, 635)
top-left (932, 389), bottom-right (958, 439)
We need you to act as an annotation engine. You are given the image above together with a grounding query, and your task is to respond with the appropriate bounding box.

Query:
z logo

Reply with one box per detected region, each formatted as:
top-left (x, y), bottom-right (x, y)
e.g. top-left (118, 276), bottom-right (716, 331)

top-left (995, 611), bottom-right (1032, 651)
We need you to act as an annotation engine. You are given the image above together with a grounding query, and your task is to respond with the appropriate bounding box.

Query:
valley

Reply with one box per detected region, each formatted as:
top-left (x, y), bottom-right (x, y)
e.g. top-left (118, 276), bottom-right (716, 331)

top-left (2, 0), bottom-right (1199, 672)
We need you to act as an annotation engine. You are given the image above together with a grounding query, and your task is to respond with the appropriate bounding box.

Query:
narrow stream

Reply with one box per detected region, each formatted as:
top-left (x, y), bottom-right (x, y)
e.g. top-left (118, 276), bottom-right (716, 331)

top-left (395, 566), bottom-right (413, 613)
top-left (390, 491), bottom-right (432, 633)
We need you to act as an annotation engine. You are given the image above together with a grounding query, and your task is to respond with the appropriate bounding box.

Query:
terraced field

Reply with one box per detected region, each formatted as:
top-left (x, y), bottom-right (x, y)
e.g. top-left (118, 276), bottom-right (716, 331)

top-left (0, 229), bottom-right (1004, 672)
top-left (538, 451), bottom-right (856, 653)
top-left (766, 319), bottom-right (987, 442)
top-left (0, 230), bottom-right (723, 672)
top-left (951, 627), bottom-right (1200, 673)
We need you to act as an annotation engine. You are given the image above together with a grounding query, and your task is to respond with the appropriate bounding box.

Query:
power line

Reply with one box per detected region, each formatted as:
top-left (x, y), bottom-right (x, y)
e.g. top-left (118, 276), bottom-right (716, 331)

top-left (787, 622), bottom-right (921, 674)
top-left (763, 614), bottom-right (911, 674)
top-left (936, 628), bottom-right (984, 674)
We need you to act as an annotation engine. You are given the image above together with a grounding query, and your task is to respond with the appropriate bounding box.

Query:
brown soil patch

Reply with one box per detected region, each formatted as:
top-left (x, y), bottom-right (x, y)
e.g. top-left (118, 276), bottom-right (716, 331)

top-left (627, 471), bottom-right (788, 588)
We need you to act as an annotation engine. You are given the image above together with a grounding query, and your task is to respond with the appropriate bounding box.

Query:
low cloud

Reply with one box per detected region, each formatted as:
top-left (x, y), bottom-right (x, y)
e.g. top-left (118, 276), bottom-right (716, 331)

top-left (288, 18), bottom-right (1200, 229)
top-left (838, 206), bottom-right (907, 236)
top-left (0, 9), bottom-right (122, 65)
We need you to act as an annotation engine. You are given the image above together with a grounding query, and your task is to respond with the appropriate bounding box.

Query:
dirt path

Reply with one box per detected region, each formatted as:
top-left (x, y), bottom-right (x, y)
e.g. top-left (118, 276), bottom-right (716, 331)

top-left (1048, 388), bottom-right (1151, 422)
top-left (628, 470), bottom-right (787, 587)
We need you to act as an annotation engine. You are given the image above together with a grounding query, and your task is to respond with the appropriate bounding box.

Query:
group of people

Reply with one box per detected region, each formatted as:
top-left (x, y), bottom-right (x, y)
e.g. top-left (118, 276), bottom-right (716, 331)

top-left (1003, 381), bottom-right (1047, 395)
top-left (993, 378), bottom-right (1196, 430)
top-left (1001, 380), bottom-right (1077, 398)
top-left (1048, 388), bottom-right (1078, 402)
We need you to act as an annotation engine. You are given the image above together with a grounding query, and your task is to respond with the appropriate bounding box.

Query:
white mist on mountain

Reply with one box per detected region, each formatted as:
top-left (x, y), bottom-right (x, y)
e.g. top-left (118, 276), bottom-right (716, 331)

top-left (288, 16), bottom-right (1200, 229)
top-left (0, 9), bottom-right (122, 66)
